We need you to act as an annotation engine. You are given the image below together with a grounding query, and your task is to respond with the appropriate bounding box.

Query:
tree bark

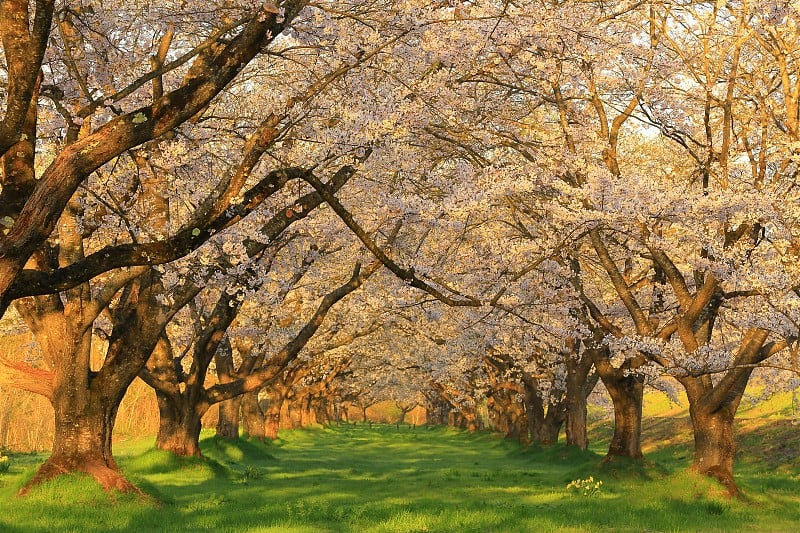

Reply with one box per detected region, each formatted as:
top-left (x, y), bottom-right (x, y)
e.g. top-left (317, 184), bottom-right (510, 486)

top-left (300, 395), bottom-right (316, 427)
top-left (16, 271), bottom-right (162, 494)
top-left (534, 403), bottom-right (565, 445)
top-left (564, 373), bottom-right (589, 449)
top-left (680, 365), bottom-right (756, 497)
top-left (564, 349), bottom-right (598, 450)
top-left (260, 383), bottom-right (286, 439)
top-left (522, 377), bottom-right (565, 446)
top-left (530, 400), bottom-right (564, 445)
top-left (424, 396), bottom-right (448, 425)
top-left (155, 390), bottom-right (206, 457)
top-left (689, 404), bottom-right (738, 495)
top-left (314, 396), bottom-right (329, 426)
top-left (216, 395), bottom-right (241, 440)
top-left (241, 390), bottom-right (266, 440)
top-left (604, 373), bottom-right (644, 459)
top-left (264, 396), bottom-right (283, 440)
top-left (673, 329), bottom-right (777, 495)
top-left (589, 346), bottom-right (644, 460)
top-left (21, 385), bottom-right (136, 495)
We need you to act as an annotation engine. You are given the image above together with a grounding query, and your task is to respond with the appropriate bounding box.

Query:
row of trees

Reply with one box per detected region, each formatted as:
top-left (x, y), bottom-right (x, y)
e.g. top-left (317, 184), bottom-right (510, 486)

top-left (1, 0), bottom-right (799, 497)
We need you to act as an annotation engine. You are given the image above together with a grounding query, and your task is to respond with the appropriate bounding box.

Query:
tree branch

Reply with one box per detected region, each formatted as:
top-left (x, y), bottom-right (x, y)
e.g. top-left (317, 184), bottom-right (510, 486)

top-left (302, 173), bottom-right (481, 308)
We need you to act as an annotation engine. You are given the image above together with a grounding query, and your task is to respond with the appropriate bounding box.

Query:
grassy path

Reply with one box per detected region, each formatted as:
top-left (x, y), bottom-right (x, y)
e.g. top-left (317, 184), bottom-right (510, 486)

top-left (0, 424), bottom-right (799, 531)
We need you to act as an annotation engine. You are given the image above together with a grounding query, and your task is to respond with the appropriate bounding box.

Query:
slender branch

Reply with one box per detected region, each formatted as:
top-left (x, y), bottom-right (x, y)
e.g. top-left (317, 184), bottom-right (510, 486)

top-left (589, 229), bottom-right (651, 335)
top-left (302, 173), bottom-right (481, 308)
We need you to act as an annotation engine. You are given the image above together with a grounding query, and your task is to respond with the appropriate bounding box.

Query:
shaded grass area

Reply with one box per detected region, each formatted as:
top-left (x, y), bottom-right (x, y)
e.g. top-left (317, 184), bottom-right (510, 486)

top-left (0, 423), bottom-right (798, 532)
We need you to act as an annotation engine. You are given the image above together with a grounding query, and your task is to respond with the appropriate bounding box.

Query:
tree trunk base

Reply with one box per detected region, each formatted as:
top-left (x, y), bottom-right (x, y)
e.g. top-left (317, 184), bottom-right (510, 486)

top-left (693, 464), bottom-right (739, 498)
top-left (157, 438), bottom-right (203, 458)
top-left (689, 407), bottom-right (739, 497)
top-left (20, 454), bottom-right (141, 496)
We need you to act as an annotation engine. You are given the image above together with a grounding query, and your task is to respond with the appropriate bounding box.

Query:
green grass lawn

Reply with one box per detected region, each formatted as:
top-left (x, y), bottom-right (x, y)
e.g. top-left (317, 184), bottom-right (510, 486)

top-left (0, 423), bottom-right (798, 532)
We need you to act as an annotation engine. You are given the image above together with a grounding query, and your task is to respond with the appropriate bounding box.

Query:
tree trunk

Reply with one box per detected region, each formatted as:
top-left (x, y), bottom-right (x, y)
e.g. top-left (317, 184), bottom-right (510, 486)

top-left (155, 390), bottom-right (205, 457)
top-left (590, 346), bottom-right (644, 460)
top-left (564, 376), bottom-right (589, 449)
top-left (241, 390), bottom-right (266, 440)
top-left (21, 388), bottom-right (136, 495)
top-left (215, 395), bottom-right (241, 440)
top-left (523, 379), bottom-right (565, 446)
top-left (424, 397), bottom-right (448, 425)
top-left (285, 400), bottom-right (301, 428)
top-left (262, 386), bottom-right (286, 440)
top-left (264, 398), bottom-right (283, 440)
top-left (505, 395), bottom-right (526, 441)
top-left (299, 395), bottom-right (316, 427)
top-left (453, 408), bottom-right (479, 432)
top-left (675, 329), bottom-right (773, 496)
top-left (314, 396), bottom-right (329, 425)
top-left (604, 373), bottom-right (644, 459)
top-left (680, 367), bottom-right (754, 497)
top-left (689, 405), bottom-right (738, 495)
top-left (535, 403), bottom-right (565, 445)
top-left (564, 349), bottom-right (597, 450)
top-left (214, 336), bottom-right (240, 440)
top-left (17, 285), bottom-right (157, 495)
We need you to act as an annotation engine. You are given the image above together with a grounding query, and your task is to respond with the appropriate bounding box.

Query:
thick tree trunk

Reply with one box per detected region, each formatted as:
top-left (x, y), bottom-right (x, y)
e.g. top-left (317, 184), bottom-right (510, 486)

top-left (522, 386), bottom-right (540, 443)
top-left (17, 288), bottom-right (155, 495)
top-left (515, 371), bottom-right (563, 446)
top-left (328, 400), bottom-right (341, 422)
top-left (314, 396), bottom-right (329, 425)
top-left (424, 397), bottom-right (448, 425)
top-left (214, 336), bottom-right (241, 440)
top-left (489, 389), bottom-right (525, 441)
top-left (155, 391), bottom-right (205, 457)
top-left (487, 398), bottom-right (502, 431)
top-left (299, 395), bottom-right (316, 427)
top-left (261, 386), bottom-right (286, 439)
top-left (590, 346), bottom-right (644, 460)
top-left (264, 398), bottom-right (283, 440)
top-left (564, 351), bottom-right (597, 450)
top-left (604, 374), bottom-right (644, 459)
top-left (453, 409), bottom-right (479, 432)
top-left (534, 404), bottom-right (565, 445)
top-left (564, 384), bottom-right (589, 449)
top-left (689, 406), bottom-right (738, 495)
top-left (506, 398), bottom-right (526, 441)
top-left (241, 391), bottom-right (266, 440)
top-left (216, 395), bottom-right (241, 440)
top-left (680, 368), bottom-right (753, 497)
top-left (21, 390), bottom-right (136, 494)
top-left (285, 401), bottom-right (301, 428)
top-left (523, 379), bottom-right (565, 446)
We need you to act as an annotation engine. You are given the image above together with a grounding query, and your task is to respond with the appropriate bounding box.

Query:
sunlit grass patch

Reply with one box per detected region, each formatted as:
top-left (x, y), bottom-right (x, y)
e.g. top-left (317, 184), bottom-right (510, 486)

top-left (0, 423), bottom-right (797, 531)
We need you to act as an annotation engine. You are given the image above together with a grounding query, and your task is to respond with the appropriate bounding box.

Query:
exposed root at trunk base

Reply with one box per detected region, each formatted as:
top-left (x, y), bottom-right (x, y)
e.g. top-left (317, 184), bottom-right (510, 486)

top-left (157, 443), bottom-right (204, 458)
top-left (599, 454), bottom-right (663, 481)
top-left (601, 451), bottom-right (644, 464)
top-left (245, 434), bottom-right (272, 443)
top-left (695, 465), bottom-right (740, 498)
top-left (19, 456), bottom-right (143, 497)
